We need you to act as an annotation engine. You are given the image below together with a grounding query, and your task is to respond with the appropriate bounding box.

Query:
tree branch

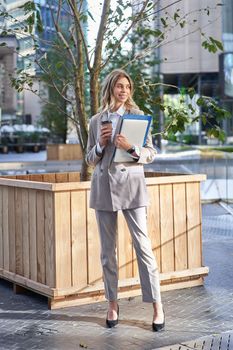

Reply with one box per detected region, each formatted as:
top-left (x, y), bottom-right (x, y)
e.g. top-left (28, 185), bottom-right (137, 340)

top-left (101, 0), bottom-right (151, 69)
top-left (120, 13), bottom-right (221, 69)
top-left (49, 3), bottom-right (78, 68)
top-left (34, 59), bottom-right (73, 104)
top-left (66, 0), bottom-right (91, 71)
top-left (93, 0), bottom-right (111, 72)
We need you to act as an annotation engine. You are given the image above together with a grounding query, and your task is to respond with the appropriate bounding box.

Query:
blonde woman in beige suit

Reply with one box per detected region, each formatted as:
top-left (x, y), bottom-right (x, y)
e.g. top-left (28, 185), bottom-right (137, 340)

top-left (86, 69), bottom-right (164, 331)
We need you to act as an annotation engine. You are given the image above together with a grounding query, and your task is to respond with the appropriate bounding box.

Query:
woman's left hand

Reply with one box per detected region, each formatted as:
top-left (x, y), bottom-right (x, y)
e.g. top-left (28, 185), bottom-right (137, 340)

top-left (115, 134), bottom-right (132, 151)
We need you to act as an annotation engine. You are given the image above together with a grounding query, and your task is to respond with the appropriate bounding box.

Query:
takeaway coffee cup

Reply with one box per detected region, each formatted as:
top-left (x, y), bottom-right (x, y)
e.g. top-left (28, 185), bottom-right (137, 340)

top-left (101, 120), bottom-right (112, 141)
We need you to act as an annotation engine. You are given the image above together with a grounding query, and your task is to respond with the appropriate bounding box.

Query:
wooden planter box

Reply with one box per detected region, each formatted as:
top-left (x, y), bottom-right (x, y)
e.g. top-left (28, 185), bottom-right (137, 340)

top-left (0, 171), bottom-right (208, 309)
top-left (47, 144), bottom-right (82, 161)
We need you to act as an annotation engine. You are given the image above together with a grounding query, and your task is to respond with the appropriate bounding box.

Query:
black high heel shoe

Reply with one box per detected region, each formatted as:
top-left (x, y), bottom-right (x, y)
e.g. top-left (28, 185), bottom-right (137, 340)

top-left (152, 309), bottom-right (165, 332)
top-left (106, 305), bottom-right (119, 328)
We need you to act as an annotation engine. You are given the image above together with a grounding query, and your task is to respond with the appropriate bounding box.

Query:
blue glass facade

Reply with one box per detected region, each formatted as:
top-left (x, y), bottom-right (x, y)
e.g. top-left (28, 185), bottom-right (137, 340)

top-left (222, 0), bottom-right (233, 51)
top-left (35, 0), bottom-right (72, 52)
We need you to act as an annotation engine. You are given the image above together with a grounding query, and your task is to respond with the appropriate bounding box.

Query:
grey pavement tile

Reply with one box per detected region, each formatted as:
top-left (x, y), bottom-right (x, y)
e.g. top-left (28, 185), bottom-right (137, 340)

top-left (202, 203), bottom-right (228, 217)
top-left (155, 331), bottom-right (233, 350)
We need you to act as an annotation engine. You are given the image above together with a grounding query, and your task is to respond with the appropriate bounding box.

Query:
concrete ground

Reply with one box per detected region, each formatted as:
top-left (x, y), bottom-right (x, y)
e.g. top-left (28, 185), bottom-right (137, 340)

top-left (0, 202), bottom-right (233, 350)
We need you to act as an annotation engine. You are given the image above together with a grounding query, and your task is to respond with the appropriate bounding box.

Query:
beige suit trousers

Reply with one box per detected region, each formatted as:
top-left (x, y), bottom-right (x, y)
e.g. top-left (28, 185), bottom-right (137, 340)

top-left (95, 207), bottom-right (161, 303)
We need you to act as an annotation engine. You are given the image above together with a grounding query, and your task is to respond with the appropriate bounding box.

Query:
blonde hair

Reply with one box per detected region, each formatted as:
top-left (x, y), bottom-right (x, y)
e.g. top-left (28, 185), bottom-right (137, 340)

top-left (100, 69), bottom-right (139, 112)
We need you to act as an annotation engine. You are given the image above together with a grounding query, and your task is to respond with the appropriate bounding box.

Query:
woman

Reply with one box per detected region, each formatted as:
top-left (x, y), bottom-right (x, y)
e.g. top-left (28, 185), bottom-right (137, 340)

top-left (86, 69), bottom-right (164, 331)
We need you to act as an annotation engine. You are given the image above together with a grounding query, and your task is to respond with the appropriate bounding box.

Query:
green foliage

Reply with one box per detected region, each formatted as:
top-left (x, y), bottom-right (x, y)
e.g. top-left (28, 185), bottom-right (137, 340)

top-left (39, 40), bottom-right (72, 143)
top-left (0, 0), bottom-right (229, 148)
top-left (39, 102), bottom-right (67, 143)
top-left (19, 1), bottom-right (43, 33)
top-left (202, 36), bottom-right (224, 53)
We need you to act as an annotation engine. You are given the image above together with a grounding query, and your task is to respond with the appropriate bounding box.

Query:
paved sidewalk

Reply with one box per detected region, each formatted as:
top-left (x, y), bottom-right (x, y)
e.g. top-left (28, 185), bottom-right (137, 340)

top-left (0, 203), bottom-right (233, 350)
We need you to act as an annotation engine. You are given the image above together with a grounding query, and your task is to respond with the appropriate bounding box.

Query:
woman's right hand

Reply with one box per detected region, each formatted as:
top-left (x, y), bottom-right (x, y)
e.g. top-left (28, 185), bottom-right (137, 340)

top-left (99, 125), bottom-right (112, 146)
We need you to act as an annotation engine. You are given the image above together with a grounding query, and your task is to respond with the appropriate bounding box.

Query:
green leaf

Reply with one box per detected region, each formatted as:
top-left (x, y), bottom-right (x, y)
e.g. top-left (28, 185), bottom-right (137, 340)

top-left (19, 1), bottom-right (36, 14)
top-left (202, 115), bottom-right (207, 125)
top-left (212, 38), bottom-right (224, 51)
top-left (188, 103), bottom-right (195, 114)
top-left (116, 6), bottom-right (123, 16)
top-left (36, 9), bottom-right (43, 33)
top-left (87, 10), bottom-right (95, 22)
top-left (1, 30), bottom-right (8, 36)
top-left (0, 42), bottom-right (6, 46)
top-left (160, 17), bottom-right (167, 27)
top-left (142, 106), bottom-right (153, 115)
top-left (197, 97), bottom-right (205, 107)
top-left (174, 12), bottom-right (180, 21)
top-left (187, 87), bottom-right (196, 99)
top-left (180, 20), bottom-right (186, 28)
top-left (56, 62), bottom-right (63, 69)
top-left (152, 29), bottom-right (163, 37)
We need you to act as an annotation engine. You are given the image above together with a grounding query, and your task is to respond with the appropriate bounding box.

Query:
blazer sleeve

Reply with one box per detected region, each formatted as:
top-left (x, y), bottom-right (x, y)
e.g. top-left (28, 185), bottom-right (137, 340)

top-left (85, 117), bottom-right (103, 167)
top-left (136, 130), bottom-right (157, 164)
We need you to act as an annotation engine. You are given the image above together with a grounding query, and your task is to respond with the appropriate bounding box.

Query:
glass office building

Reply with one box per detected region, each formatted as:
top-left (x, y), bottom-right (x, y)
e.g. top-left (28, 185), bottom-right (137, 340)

top-left (1, 0), bottom-right (88, 123)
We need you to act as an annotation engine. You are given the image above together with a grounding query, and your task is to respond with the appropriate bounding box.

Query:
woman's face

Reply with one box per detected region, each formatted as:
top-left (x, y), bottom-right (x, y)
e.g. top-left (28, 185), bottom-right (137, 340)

top-left (112, 76), bottom-right (131, 106)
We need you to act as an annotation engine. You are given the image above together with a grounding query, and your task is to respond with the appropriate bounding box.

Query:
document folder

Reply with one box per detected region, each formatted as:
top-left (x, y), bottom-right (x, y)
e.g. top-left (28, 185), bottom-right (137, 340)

top-left (114, 114), bottom-right (152, 162)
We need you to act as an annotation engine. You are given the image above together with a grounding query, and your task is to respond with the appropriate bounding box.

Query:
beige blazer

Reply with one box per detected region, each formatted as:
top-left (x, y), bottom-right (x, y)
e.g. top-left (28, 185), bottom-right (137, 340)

top-left (86, 108), bottom-right (157, 211)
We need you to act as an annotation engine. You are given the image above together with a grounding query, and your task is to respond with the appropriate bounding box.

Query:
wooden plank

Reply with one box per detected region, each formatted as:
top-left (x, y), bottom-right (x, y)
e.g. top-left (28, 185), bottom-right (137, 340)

top-left (52, 266), bottom-right (209, 297)
top-left (50, 277), bottom-right (202, 309)
top-left (29, 190), bottom-right (37, 281)
top-left (44, 192), bottom-right (55, 287)
top-left (0, 174), bottom-right (206, 192)
top-left (2, 187), bottom-right (9, 271)
top-left (147, 185), bottom-right (161, 272)
top-left (160, 184), bottom-right (174, 273)
top-left (13, 283), bottom-right (27, 294)
top-left (160, 277), bottom-right (204, 292)
top-left (0, 187), bottom-right (3, 268)
top-left (146, 174), bottom-right (206, 185)
top-left (68, 172), bottom-right (81, 183)
top-left (36, 190), bottom-right (46, 284)
top-left (49, 294), bottom-right (106, 309)
top-left (42, 173), bottom-right (56, 183)
top-left (47, 144), bottom-right (83, 161)
top-left (22, 189), bottom-right (30, 278)
top-left (186, 182), bottom-right (202, 268)
top-left (54, 191), bottom-right (72, 288)
top-left (29, 174), bottom-right (43, 182)
top-left (2, 175), bottom-right (16, 179)
top-left (8, 187), bottom-right (16, 273)
top-left (51, 174), bottom-right (207, 192)
top-left (0, 178), bottom-right (53, 191)
top-left (71, 191), bottom-right (87, 288)
top-left (0, 270), bottom-right (53, 297)
top-left (86, 191), bottom-right (102, 285)
top-left (52, 182), bottom-right (92, 191)
top-left (55, 173), bottom-right (68, 183)
top-left (15, 188), bottom-right (23, 275)
top-left (118, 211), bottom-right (133, 279)
top-left (132, 241), bottom-right (138, 277)
top-left (46, 144), bottom-right (58, 160)
top-left (173, 183), bottom-right (188, 271)
top-left (16, 175), bottom-right (29, 180)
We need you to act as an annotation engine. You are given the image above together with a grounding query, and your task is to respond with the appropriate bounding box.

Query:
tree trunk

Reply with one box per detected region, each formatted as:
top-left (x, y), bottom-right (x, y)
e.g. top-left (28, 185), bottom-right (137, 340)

top-left (80, 158), bottom-right (93, 181)
top-left (90, 70), bottom-right (100, 116)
